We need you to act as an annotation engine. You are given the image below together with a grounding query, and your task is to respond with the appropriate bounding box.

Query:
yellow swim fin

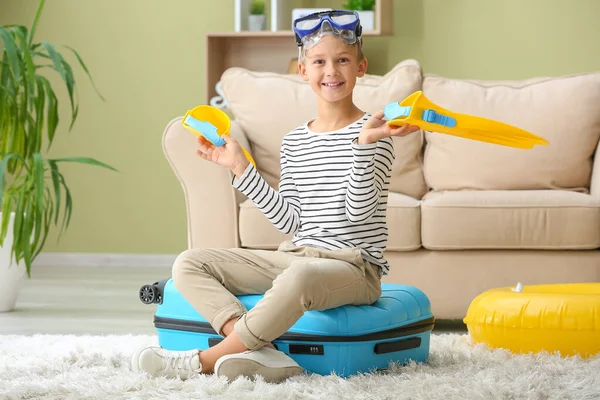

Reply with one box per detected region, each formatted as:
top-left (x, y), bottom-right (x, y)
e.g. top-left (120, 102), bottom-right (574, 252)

top-left (384, 91), bottom-right (549, 149)
top-left (182, 105), bottom-right (256, 167)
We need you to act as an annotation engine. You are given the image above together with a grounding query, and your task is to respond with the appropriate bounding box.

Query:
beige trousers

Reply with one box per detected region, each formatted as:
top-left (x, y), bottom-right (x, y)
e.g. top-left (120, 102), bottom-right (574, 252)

top-left (171, 240), bottom-right (382, 350)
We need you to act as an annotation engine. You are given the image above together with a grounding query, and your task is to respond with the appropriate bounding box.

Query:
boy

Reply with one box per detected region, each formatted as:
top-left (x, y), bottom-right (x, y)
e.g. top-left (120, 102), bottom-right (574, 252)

top-left (131, 10), bottom-right (418, 383)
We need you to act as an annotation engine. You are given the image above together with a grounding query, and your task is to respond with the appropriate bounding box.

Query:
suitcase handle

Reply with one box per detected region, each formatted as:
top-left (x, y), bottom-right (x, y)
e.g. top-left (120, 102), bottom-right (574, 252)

top-left (374, 337), bottom-right (421, 354)
top-left (212, 336), bottom-right (422, 355)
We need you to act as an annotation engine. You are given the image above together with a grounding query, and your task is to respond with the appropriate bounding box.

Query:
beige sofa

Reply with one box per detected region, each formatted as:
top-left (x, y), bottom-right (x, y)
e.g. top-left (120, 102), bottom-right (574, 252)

top-left (163, 59), bottom-right (600, 320)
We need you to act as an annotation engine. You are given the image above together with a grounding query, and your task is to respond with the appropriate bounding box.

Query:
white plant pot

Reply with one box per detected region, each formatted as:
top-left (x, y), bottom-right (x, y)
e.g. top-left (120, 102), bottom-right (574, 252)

top-left (248, 14), bottom-right (265, 31)
top-left (0, 212), bottom-right (27, 312)
top-left (357, 10), bottom-right (375, 32)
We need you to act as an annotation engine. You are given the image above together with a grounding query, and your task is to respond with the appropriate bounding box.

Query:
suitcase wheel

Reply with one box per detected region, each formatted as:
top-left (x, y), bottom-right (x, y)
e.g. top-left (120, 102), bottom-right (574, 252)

top-left (139, 284), bottom-right (162, 304)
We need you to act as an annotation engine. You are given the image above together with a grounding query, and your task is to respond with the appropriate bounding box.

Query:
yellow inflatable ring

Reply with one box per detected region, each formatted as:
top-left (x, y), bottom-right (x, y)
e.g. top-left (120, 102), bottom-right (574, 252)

top-left (463, 283), bottom-right (600, 358)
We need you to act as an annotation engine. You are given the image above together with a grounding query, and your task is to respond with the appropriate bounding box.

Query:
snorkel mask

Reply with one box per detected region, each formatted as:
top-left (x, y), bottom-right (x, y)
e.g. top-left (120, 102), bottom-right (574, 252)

top-left (293, 10), bottom-right (362, 52)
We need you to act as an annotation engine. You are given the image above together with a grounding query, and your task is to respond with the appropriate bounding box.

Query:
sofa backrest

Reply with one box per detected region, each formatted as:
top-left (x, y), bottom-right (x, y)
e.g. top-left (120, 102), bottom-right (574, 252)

top-left (219, 58), bottom-right (600, 198)
top-left (219, 59), bottom-right (429, 200)
top-left (422, 72), bottom-right (600, 193)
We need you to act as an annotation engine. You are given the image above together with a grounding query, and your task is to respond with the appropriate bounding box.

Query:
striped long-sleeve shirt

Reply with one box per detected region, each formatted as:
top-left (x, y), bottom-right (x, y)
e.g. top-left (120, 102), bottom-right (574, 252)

top-left (232, 113), bottom-right (395, 275)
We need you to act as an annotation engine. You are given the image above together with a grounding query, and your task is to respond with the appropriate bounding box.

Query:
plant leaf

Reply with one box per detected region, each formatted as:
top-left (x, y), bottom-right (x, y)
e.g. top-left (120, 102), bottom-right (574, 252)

top-left (12, 25), bottom-right (35, 100)
top-left (41, 42), bottom-right (77, 128)
top-left (0, 186), bottom-right (16, 247)
top-left (12, 186), bottom-right (25, 265)
top-left (0, 153), bottom-right (27, 209)
top-left (0, 27), bottom-right (21, 85)
top-left (34, 76), bottom-right (46, 152)
top-left (33, 185), bottom-right (53, 260)
top-left (19, 197), bottom-right (34, 277)
top-left (57, 171), bottom-right (72, 234)
top-left (32, 153), bottom-right (44, 250)
top-left (38, 76), bottom-right (59, 148)
top-left (51, 157), bottom-right (118, 172)
top-left (58, 54), bottom-right (78, 130)
top-left (28, 0), bottom-right (45, 47)
top-left (64, 45), bottom-right (105, 101)
top-left (47, 160), bottom-right (61, 225)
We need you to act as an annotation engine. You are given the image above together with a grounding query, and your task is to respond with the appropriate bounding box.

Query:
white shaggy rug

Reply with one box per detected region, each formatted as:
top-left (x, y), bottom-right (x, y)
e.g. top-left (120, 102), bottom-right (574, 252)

top-left (1, 333), bottom-right (599, 400)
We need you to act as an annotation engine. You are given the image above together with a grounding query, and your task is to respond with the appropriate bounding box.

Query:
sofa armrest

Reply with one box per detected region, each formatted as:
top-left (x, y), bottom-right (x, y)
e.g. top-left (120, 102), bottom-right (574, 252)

top-left (162, 117), bottom-right (249, 249)
top-left (591, 138), bottom-right (600, 198)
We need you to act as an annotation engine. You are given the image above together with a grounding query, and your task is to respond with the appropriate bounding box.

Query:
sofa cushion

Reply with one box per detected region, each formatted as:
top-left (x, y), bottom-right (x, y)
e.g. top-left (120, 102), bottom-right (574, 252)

top-left (422, 73), bottom-right (600, 193)
top-left (220, 59), bottom-right (428, 199)
top-left (421, 190), bottom-right (600, 249)
top-left (238, 198), bottom-right (292, 250)
top-left (238, 192), bottom-right (422, 250)
top-left (384, 192), bottom-right (422, 251)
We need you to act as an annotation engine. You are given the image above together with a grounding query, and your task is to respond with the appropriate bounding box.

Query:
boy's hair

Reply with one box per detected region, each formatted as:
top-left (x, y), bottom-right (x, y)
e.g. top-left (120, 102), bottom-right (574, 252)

top-left (298, 37), bottom-right (364, 64)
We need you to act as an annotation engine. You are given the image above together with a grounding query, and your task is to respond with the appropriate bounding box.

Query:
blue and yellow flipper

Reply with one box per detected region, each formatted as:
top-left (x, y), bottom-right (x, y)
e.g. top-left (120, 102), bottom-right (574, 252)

top-left (182, 105), bottom-right (256, 167)
top-left (384, 91), bottom-right (548, 149)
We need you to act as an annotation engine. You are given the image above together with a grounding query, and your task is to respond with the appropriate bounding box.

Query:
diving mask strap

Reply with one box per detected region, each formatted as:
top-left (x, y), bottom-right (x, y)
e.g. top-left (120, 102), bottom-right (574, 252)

top-left (300, 19), bottom-right (359, 50)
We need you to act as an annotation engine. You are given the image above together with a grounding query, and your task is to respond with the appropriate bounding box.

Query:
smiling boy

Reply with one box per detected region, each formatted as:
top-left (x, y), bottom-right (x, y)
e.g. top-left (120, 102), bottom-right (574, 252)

top-left (131, 10), bottom-right (418, 384)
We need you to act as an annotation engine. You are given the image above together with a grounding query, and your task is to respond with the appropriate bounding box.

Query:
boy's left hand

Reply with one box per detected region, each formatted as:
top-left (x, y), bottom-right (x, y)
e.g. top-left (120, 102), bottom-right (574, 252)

top-left (358, 110), bottom-right (420, 145)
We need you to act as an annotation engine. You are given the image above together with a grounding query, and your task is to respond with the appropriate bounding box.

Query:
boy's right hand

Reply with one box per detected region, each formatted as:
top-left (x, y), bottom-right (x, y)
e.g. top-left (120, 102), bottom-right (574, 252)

top-left (357, 110), bottom-right (420, 145)
top-left (196, 135), bottom-right (249, 178)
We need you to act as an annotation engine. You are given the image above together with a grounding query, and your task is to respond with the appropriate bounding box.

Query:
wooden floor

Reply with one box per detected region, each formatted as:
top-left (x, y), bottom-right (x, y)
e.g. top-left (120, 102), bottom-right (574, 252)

top-left (0, 266), bottom-right (170, 335)
top-left (0, 266), bottom-right (466, 335)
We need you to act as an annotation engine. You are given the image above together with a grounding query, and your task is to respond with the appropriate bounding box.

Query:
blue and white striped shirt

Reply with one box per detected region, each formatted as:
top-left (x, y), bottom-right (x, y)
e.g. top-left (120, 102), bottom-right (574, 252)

top-left (232, 113), bottom-right (394, 275)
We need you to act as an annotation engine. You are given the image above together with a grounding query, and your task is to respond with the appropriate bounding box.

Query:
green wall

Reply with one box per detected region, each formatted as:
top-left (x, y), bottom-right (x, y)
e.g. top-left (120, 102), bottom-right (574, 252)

top-left (1, 0), bottom-right (599, 255)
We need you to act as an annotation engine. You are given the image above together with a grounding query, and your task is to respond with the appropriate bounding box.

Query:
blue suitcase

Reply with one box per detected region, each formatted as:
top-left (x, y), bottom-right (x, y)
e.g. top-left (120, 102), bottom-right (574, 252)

top-left (139, 278), bottom-right (435, 377)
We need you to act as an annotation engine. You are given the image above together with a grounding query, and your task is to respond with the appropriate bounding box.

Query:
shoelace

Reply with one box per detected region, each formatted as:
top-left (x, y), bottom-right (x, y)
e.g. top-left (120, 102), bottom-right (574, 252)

top-left (164, 352), bottom-right (197, 378)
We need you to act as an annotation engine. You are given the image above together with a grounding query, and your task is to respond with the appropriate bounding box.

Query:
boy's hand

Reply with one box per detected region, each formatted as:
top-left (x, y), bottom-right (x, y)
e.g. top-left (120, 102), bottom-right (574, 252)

top-left (358, 110), bottom-right (420, 145)
top-left (196, 135), bottom-right (249, 177)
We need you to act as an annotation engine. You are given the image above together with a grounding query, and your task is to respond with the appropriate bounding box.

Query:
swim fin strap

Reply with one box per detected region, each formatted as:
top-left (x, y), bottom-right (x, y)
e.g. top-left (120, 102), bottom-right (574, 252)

top-left (182, 106), bottom-right (256, 167)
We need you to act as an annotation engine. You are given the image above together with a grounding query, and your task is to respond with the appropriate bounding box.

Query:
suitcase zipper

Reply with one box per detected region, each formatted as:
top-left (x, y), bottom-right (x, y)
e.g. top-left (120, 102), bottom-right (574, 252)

top-left (153, 315), bottom-right (435, 343)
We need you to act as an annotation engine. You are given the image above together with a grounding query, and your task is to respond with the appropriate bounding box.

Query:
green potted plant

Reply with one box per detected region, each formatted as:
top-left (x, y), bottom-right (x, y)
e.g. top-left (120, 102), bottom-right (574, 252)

top-left (0, 0), bottom-right (116, 311)
top-left (343, 0), bottom-right (375, 31)
top-left (248, 0), bottom-right (266, 31)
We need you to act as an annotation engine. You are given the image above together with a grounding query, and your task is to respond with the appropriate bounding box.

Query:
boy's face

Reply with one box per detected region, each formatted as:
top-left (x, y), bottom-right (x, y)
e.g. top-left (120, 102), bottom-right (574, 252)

top-left (298, 35), bottom-right (367, 104)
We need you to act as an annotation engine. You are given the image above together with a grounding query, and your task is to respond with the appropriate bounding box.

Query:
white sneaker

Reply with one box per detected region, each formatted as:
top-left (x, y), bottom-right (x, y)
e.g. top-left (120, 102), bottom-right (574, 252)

top-left (214, 347), bottom-right (303, 383)
top-left (131, 346), bottom-right (202, 380)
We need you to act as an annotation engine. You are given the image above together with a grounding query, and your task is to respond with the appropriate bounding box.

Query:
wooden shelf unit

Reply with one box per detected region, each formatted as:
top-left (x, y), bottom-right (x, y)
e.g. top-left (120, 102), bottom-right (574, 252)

top-left (205, 0), bottom-right (393, 103)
